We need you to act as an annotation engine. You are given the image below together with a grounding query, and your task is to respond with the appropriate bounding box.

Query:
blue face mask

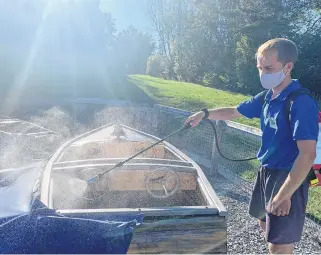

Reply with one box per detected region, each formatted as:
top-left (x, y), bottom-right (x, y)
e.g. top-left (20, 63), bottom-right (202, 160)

top-left (260, 67), bottom-right (286, 89)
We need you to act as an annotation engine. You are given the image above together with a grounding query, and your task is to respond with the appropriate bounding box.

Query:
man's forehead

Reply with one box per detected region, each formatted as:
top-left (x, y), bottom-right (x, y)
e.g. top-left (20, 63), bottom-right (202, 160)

top-left (257, 50), bottom-right (279, 66)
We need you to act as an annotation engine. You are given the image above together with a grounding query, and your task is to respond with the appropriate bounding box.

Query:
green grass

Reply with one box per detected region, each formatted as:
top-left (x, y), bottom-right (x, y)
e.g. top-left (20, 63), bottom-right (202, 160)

top-left (241, 170), bottom-right (257, 182)
top-left (241, 160), bottom-right (261, 182)
top-left (307, 187), bottom-right (321, 220)
top-left (128, 75), bottom-right (260, 128)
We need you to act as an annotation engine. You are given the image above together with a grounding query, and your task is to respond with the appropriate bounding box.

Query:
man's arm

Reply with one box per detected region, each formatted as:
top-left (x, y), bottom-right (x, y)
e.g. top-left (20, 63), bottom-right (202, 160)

top-left (270, 95), bottom-right (319, 215)
top-left (185, 91), bottom-right (266, 127)
top-left (276, 140), bottom-right (316, 200)
top-left (184, 107), bottom-right (241, 127)
top-left (207, 107), bottom-right (242, 120)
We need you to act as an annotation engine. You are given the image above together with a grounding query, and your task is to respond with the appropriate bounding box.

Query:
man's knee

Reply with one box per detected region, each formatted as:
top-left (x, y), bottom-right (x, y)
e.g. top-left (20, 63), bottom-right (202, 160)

top-left (258, 219), bottom-right (266, 232)
top-left (268, 243), bottom-right (294, 254)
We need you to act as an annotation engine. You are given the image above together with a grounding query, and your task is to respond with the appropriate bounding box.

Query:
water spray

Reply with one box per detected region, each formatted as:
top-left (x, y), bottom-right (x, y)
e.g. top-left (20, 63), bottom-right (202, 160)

top-left (86, 123), bottom-right (192, 184)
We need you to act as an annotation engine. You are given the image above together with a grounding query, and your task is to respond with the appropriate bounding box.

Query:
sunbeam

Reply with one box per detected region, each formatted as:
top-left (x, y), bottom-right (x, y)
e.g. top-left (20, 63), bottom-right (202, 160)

top-left (2, 1), bottom-right (53, 115)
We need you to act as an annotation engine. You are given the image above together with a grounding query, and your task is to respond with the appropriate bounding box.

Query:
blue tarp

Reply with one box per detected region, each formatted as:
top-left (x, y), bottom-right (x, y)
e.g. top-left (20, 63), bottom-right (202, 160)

top-left (0, 200), bottom-right (144, 254)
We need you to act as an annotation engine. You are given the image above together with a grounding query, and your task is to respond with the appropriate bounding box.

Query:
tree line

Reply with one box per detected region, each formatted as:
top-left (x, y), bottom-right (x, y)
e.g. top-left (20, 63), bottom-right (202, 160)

top-left (145, 0), bottom-right (321, 96)
top-left (1, 0), bottom-right (320, 98)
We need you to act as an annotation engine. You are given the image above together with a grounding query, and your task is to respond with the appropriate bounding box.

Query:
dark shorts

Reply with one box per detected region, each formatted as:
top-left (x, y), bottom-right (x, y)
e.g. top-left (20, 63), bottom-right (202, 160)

top-left (248, 166), bottom-right (309, 244)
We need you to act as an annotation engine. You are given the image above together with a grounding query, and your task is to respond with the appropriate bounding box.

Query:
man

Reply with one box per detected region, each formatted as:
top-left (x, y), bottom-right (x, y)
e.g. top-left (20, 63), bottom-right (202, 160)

top-left (185, 38), bottom-right (319, 254)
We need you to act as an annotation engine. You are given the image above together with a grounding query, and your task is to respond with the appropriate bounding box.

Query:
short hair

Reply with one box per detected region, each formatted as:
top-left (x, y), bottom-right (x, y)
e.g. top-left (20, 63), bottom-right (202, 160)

top-left (256, 38), bottom-right (298, 65)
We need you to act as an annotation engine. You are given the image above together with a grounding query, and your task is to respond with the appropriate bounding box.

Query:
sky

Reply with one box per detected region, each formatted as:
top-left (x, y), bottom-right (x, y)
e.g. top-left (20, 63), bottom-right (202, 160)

top-left (100, 0), bottom-right (153, 33)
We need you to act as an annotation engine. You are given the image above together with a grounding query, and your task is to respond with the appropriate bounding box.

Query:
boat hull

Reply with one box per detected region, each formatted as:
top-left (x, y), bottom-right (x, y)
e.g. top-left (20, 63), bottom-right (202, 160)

top-left (128, 215), bottom-right (226, 254)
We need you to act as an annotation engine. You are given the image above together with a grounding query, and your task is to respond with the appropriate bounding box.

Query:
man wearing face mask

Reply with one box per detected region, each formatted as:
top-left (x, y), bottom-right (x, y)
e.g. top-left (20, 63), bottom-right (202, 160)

top-left (185, 38), bottom-right (319, 254)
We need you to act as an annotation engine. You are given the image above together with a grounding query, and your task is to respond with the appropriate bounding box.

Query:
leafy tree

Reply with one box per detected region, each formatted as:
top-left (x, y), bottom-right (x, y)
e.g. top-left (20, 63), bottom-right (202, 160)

top-left (146, 55), bottom-right (163, 77)
top-left (145, 0), bottom-right (321, 96)
top-left (114, 26), bottom-right (155, 75)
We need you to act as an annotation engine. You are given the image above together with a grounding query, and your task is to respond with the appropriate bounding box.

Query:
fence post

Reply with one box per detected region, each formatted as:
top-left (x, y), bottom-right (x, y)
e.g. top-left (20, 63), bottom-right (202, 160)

top-left (210, 120), bottom-right (220, 176)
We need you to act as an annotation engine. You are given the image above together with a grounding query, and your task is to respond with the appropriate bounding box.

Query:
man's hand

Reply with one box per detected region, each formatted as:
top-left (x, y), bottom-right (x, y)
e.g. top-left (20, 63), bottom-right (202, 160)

top-left (184, 111), bottom-right (205, 127)
top-left (267, 195), bottom-right (291, 217)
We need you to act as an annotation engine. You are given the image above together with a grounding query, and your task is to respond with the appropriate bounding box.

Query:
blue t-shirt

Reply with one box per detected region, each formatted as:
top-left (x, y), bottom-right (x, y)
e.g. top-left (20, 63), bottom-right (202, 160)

top-left (237, 79), bottom-right (319, 170)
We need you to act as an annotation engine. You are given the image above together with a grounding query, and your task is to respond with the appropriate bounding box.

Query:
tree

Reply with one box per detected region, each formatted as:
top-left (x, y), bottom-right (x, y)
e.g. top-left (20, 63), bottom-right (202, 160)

top-left (114, 26), bottom-right (155, 75)
top-left (145, 0), bottom-right (192, 79)
top-left (146, 55), bottom-right (164, 77)
top-left (235, 36), bottom-right (261, 94)
top-left (144, 0), bottom-right (321, 96)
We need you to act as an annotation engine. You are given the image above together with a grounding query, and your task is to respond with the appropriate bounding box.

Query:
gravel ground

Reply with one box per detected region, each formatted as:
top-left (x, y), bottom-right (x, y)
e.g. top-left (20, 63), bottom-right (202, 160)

top-left (210, 173), bottom-right (321, 254)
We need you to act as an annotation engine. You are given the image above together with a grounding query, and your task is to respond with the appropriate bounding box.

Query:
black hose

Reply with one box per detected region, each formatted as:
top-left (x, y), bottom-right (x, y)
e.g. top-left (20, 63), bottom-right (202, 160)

top-left (205, 119), bottom-right (257, 162)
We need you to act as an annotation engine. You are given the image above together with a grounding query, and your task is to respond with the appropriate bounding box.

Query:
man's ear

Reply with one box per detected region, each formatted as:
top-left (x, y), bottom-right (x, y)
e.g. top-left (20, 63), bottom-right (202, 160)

top-left (285, 62), bottom-right (294, 75)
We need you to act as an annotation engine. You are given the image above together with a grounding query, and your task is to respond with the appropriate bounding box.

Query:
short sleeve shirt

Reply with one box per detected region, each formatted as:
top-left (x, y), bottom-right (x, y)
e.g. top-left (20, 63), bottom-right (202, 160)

top-left (237, 80), bottom-right (319, 170)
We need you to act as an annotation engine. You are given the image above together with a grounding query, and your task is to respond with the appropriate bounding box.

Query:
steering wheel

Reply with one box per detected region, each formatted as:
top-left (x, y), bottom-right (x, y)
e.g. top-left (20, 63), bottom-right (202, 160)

top-left (145, 167), bottom-right (180, 199)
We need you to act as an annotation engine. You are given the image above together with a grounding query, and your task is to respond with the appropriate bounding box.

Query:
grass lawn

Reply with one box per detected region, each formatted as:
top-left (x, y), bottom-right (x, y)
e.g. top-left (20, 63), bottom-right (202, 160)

top-left (128, 75), bottom-right (260, 128)
top-left (307, 187), bottom-right (321, 220)
top-left (128, 74), bottom-right (321, 221)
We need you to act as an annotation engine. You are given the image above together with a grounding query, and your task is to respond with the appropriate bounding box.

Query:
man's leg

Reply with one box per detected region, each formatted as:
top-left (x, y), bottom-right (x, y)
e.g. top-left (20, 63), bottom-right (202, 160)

top-left (259, 220), bottom-right (266, 232)
top-left (268, 243), bottom-right (294, 254)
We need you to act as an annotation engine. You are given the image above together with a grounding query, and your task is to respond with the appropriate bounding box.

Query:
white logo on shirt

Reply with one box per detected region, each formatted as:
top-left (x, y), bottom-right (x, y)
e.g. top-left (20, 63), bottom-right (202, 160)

top-left (263, 104), bottom-right (278, 130)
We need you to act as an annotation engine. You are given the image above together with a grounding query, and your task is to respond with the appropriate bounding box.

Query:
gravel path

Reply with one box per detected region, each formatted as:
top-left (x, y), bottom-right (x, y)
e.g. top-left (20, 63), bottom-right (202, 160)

top-left (210, 173), bottom-right (321, 254)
